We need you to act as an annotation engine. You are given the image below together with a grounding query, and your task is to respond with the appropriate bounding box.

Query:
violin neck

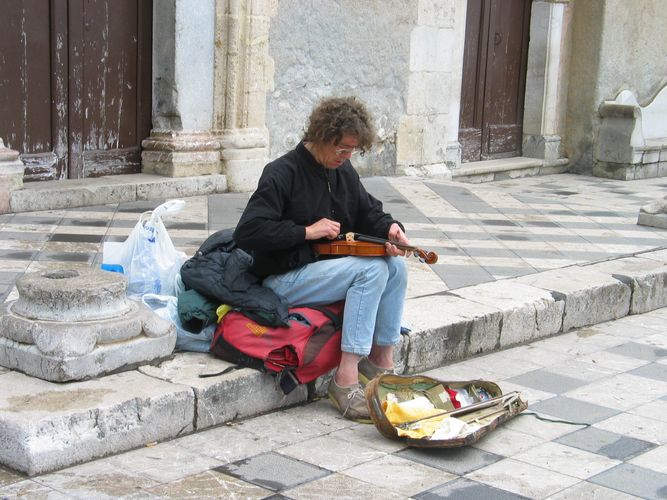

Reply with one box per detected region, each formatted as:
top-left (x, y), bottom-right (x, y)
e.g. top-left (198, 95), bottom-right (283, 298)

top-left (352, 233), bottom-right (413, 251)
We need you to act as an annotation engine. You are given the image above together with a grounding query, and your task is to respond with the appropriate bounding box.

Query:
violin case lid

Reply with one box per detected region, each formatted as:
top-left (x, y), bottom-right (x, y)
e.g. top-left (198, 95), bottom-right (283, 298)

top-left (364, 374), bottom-right (528, 448)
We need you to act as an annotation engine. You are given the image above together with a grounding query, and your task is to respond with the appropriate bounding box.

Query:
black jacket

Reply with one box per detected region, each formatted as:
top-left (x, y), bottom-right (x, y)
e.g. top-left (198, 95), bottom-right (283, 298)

top-left (180, 229), bottom-right (290, 327)
top-left (234, 142), bottom-right (401, 277)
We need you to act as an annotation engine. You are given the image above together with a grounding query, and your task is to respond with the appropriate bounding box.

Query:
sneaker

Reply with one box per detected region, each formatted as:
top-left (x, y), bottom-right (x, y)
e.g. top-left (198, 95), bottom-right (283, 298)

top-left (358, 357), bottom-right (394, 387)
top-left (327, 379), bottom-right (372, 423)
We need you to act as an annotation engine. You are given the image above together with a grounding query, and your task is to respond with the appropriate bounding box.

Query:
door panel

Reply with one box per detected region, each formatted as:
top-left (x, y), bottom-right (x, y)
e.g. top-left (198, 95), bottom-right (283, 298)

top-left (459, 0), bottom-right (531, 162)
top-left (0, 0), bottom-right (151, 181)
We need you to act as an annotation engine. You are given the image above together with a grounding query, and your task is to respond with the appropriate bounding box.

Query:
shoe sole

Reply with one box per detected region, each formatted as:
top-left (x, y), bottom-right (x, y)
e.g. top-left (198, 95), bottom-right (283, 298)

top-left (327, 391), bottom-right (373, 424)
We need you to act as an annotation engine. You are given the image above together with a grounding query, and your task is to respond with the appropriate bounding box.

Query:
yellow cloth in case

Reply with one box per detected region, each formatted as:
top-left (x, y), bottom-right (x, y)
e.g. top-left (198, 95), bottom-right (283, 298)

top-left (382, 396), bottom-right (446, 439)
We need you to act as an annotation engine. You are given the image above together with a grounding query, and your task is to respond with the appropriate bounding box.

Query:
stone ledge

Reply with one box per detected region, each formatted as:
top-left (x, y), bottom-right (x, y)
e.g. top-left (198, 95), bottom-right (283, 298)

top-left (7, 174), bottom-right (228, 214)
top-left (0, 249), bottom-right (666, 475)
top-left (452, 157), bottom-right (569, 184)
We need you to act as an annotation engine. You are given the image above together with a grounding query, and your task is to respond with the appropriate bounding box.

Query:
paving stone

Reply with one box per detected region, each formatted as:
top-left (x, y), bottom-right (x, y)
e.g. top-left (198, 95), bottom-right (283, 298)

top-left (276, 434), bottom-right (385, 472)
top-left (0, 479), bottom-right (70, 499)
top-left (215, 452), bottom-right (330, 492)
top-left (629, 362), bottom-right (667, 382)
top-left (33, 459), bottom-right (161, 498)
top-left (328, 424), bottom-right (408, 454)
top-left (589, 463), bottom-right (667, 499)
top-left (396, 446), bottom-right (503, 475)
top-left (628, 399), bottom-right (667, 422)
top-left (594, 413), bottom-right (667, 445)
top-left (606, 341), bottom-right (667, 362)
top-left (528, 396), bottom-right (619, 424)
top-left (465, 458), bottom-right (580, 498)
top-left (413, 477), bottom-right (529, 500)
top-left (628, 445), bottom-right (667, 475)
top-left (472, 427), bottom-right (545, 457)
top-left (282, 472), bottom-right (405, 500)
top-left (505, 369), bottom-right (589, 394)
top-left (566, 373), bottom-right (667, 412)
top-left (556, 426), bottom-right (657, 461)
top-left (343, 454), bottom-right (453, 497)
top-left (512, 441), bottom-right (620, 479)
top-left (145, 469), bottom-right (272, 499)
top-left (0, 464), bottom-right (23, 488)
top-left (547, 480), bottom-right (647, 500)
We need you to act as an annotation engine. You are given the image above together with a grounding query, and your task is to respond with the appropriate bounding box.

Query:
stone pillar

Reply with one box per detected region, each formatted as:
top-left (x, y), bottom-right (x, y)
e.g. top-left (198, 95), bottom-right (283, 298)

top-left (396, 0), bottom-right (465, 177)
top-left (522, 0), bottom-right (571, 164)
top-left (141, 0), bottom-right (221, 177)
top-left (213, 0), bottom-right (273, 192)
top-left (0, 138), bottom-right (24, 213)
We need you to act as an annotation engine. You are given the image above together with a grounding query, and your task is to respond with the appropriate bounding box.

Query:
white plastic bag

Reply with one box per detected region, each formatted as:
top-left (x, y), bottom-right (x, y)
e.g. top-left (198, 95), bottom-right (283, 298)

top-left (115, 200), bottom-right (187, 299)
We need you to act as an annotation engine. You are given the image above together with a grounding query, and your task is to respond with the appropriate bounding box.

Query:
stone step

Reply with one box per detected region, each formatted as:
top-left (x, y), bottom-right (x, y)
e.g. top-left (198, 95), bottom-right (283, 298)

top-left (8, 173), bottom-right (228, 213)
top-left (452, 157), bottom-right (569, 183)
top-left (1, 248), bottom-right (666, 475)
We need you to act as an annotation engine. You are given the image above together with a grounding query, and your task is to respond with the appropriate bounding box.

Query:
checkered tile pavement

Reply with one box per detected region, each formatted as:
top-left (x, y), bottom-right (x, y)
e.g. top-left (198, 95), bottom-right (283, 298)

top-left (1, 307), bottom-right (664, 498)
top-left (0, 174), bottom-right (664, 303)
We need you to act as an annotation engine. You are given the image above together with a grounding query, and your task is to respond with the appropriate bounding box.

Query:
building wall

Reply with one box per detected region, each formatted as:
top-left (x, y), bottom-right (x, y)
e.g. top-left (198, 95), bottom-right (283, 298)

top-left (266, 0), bottom-right (417, 177)
top-left (266, 0), bottom-right (465, 175)
top-left (565, 0), bottom-right (667, 173)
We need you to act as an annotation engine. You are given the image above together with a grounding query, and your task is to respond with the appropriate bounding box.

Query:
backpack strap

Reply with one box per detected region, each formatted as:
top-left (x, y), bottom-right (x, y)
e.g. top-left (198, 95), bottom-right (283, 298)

top-left (300, 304), bottom-right (343, 330)
top-left (198, 365), bottom-right (244, 378)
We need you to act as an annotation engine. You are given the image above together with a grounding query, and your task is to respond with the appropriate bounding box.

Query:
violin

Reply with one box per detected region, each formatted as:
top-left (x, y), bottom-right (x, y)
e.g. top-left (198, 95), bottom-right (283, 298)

top-left (312, 232), bottom-right (438, 264)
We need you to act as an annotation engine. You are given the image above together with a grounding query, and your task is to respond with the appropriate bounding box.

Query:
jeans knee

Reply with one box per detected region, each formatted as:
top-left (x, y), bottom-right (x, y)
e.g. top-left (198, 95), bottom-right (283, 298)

top-left (387, 257), bottom-right (408, 288)
top-left (357, 257), bottom-right (389, 285)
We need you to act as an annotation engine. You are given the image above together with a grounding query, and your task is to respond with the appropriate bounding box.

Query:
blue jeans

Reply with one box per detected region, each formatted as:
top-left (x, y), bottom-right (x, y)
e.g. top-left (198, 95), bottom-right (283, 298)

top-left (263, 256), bottom-right (408, 356)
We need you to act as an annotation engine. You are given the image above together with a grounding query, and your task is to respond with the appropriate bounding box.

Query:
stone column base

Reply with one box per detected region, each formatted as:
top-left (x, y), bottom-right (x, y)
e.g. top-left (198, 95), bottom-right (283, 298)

top-left (220, 128), bottom-right (268, 192)
top-left (523, 134), bottom-right (562, 164)
top-left (142, 131), bottom-right (221, 178)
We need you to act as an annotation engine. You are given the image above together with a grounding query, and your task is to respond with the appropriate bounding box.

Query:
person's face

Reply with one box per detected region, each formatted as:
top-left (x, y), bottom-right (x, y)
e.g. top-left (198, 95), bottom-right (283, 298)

top-left (320, 134), bottom-right (361, 169)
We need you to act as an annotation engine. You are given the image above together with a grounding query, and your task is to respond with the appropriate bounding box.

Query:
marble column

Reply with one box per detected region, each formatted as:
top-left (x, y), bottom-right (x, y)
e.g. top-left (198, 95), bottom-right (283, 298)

top-left (141, 0), bottom-right (221, 177)
top-left (522, 0), bottom-right (571, 164)
top-left (213, 0), bottom-right (273, 192)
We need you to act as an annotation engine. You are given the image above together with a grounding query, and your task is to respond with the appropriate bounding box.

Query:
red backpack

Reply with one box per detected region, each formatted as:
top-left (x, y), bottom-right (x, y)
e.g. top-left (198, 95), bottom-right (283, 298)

top-left (208, 302), bottom-right (344, 394)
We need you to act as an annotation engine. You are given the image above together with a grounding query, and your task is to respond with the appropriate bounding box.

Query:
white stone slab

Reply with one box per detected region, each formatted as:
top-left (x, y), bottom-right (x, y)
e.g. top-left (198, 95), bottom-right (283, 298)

top-left (138, 353), bottom-right (307, 429)
top-left (0, 370), bottom-right (195, 475)
top-left (515, 266), bottom-right (631, 331)
top-left (452, 281), bottom-right (564, 346)
top-left (402, 294), bottom-right (502, 371)
top-left (585, 256), bottom-right (667, 314)
top-left (0, 331), bottom-right (176, 382)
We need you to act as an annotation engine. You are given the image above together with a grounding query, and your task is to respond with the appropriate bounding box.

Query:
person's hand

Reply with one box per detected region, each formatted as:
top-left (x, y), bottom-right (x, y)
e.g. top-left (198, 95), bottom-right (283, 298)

top-left (385, 223), bottom-right (410, 257)
top-left (305, 218), bottom-right (340, 240)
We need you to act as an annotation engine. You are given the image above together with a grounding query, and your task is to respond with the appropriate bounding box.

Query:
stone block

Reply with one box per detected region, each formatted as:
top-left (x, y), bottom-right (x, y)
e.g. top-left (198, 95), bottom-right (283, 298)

top-left (0, 370), bottom-right (195, 475)
top-left (584, 257), bottom-right (667, 314)
top-left (138, 353), bottom-right (307, 429)
top-left (452, 281), bottom-right (564, 347)
top-left (637, 212), bottom-right (667, 230)
top-left (135, 174), bottom-right (227, 200)
top-left (515, 266), bottom-right (631, 331)
top-left (401, 294), bottom-right (502, 372)
top-left (410, 27), bottom-right (452, 72)
top-left (142, 151), bottom-right (221, 177)
top-left (10, 183), bottom-right (136, 212)
top-left (0, 333), bottom-right (176, 382)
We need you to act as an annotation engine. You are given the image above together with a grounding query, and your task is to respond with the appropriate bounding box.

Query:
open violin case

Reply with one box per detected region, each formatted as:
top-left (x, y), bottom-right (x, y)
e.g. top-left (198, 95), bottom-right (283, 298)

top-left (365, 374), bottom-right (528, 448)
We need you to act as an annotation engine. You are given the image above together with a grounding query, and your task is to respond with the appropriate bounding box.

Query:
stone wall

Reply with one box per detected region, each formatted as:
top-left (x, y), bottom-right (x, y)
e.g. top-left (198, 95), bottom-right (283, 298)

top-left (265, 0), bottom-right (416, 177)
top-left (565, 0), bottom-right (667, 174)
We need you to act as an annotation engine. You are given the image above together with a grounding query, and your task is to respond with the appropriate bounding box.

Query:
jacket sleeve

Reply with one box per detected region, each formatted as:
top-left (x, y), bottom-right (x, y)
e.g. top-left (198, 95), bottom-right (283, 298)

top-left (355, 178), bottom-right (404, 238)
top-left (233, 165), bottom-right (307, 251)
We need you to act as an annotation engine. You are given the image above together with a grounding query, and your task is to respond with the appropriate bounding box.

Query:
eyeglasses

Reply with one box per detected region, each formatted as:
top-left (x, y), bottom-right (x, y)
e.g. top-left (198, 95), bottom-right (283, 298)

top-left (333, 146), bottom-right (362, 157)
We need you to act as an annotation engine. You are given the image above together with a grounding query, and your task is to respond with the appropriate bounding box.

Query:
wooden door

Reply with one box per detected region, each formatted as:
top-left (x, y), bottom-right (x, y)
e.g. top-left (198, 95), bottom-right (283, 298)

top-left (459, 0), bottom-right (531, 162)
top-left (0, 0), bottom-right (152, 181)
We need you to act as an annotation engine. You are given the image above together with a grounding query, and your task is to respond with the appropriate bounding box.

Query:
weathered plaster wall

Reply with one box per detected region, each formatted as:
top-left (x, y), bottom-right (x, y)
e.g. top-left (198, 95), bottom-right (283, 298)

top-left (266, 0), bottom-right (416, 177)
top-left (565, 0), bottom-right (667, 173)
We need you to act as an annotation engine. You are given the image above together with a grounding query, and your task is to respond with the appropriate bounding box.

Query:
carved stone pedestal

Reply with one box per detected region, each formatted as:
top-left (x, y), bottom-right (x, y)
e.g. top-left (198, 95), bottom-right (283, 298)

top-left (0, 269), bottom-right (176, 382)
